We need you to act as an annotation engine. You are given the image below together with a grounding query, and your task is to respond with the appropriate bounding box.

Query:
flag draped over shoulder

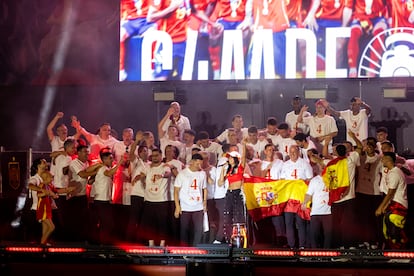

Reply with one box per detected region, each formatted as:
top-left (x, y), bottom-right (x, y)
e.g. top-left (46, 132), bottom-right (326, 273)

top-left (244, 176), bottom-right (310, 222)
top-left (321, 157), bottom-right (349, 205)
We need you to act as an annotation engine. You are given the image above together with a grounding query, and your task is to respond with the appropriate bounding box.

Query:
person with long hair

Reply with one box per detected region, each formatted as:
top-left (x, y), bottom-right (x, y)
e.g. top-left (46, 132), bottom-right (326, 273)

top-left (218, 142), bottom-right (247, 243)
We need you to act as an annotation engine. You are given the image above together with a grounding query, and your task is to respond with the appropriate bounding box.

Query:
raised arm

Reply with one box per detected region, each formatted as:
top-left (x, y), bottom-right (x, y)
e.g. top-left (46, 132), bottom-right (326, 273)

top-left (71, 116), bottom-right (94, 143)
top-left (158, 107), bottom-right (174, 139)
top-left (46, 112), bottom-right (64, 141)
top-left (130, 131), bottom-right (144, 163)
top-left (297, 105), bottom-right (309, 123)
top-left (321, 99), bottom-right (340, 118)
top-left (348, 130), bottom-right (363, 155)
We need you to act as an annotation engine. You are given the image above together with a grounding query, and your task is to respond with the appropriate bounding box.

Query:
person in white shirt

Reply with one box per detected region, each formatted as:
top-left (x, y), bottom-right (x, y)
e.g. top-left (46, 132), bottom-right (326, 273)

top-left (72, 120), bottom-right (120, 163)
top-left (111, 128), bottom-right (134, 242)
top-left (322, 97), bottom-right (371, 146)
top-left (246, 125), bottom-right (267, 160)
top-left (215, 114), bottom-right (248, 144)
top-left (67, 144), bottom-right (101, 242)
top-left (159, 101), bottom-right (191, 142)
top-left (326, 142), bottom-right (360, 249)
top-left (273, 123), bottom-right (297, 161)
top-left (91, 148), bottom-right (123, 244)
top-left (264, 117), bottom-right (279, 145)
top-left (51, 139), bottom-right (76, 242)
top-left (353, 136), bottom-right (383, 248)
top-left (159, 124), bottom-right (185, 158)
top-left (26, 158), bottom-right (48, 242)
top-left (180, 129), bottom-right (198, 165)
top-left (141, 148), bottom-right (172, 246)
top-left (301, 174), bottom-right (332, 248)
top-left (260, 144), bottom-right (284, 180)
top-left (298, 99), bottom-right (338, 154)
top-left (164, 144), bottom-right (185, 245)
top-left (199, 151), bottom-right (218, 243)
top-left (197, 131), bottom-right (222, 166)
top-left (280, 145), bottom-right (313, 249)
top-left (376, 152), bottom-right (408, 249)
top-left (127, 139), bottom-right (150, 243)
top-left (174, 153), bottom-right (207, 246)
top-left (211, 145), bottom-right (232, 244)
top-left (285, 96), bottom-right (310, 135)
top-left (293, 132), bottom-right (317, 163)
top-left (260, 143), bottom-right (286, 247)
top-left (47, 111), bottom-right (80, 152)
top-left (376, 127), bottom-right (390, 155)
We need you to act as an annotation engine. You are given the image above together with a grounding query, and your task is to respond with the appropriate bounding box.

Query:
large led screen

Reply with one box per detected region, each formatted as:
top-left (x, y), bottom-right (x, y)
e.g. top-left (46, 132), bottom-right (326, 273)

top-left (119, 0), bottom-right (414, 81)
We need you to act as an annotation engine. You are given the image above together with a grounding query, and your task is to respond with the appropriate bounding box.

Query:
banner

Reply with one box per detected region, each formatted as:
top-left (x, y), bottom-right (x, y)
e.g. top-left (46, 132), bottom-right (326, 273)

top-left (244, 176), bottom-right (310, 222)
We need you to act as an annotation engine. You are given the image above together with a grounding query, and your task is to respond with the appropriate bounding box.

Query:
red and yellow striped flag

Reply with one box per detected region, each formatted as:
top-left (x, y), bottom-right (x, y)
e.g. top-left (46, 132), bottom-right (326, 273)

top-left (244, 176), bottom-right (310, 222)
top-left (321, 157), bottom-right (349, 205)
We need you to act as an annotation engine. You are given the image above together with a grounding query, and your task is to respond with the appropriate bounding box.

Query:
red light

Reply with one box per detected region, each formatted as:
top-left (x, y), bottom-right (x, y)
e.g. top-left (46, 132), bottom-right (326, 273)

top-left (5, 247), bottom-right (43, 253)
top-left (47, 248), bottom-right (86, 253)
top-left (168, 247), bottom-right (208, 255)
top-left (383, 251), bottom-right (414, 258)
top-left (254, 250), bottom-right (295, 257)
top-left (299, 250), bottom-right (341, 257)
top-left (125, 248), bottom-right (165, 255)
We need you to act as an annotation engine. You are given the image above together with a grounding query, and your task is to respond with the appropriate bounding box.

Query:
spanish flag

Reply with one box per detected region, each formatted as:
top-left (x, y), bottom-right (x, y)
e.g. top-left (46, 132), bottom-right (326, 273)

top-left (244, 176), bottom-right (310, 222)
top-left (322, 157), bottom-right (349, 205)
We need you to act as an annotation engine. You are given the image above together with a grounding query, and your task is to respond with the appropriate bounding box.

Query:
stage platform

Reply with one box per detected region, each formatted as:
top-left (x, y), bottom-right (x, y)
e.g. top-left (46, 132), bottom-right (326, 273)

top-left (1, 242), bottom-right (414, 275)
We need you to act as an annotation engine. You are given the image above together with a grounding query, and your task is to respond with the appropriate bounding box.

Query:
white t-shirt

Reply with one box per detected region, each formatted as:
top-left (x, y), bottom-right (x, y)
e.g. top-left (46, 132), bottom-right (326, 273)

top-left (161, 114), bottom-right (191, 142)
top-left (281, 158), bottom-right (313, 180)
top-left (200, 141), bottom-right (223, 165)
top-left (334, 151), bottom-right (360, 203)
top-left (174, 167), bottom-right (207, 212)
top-left (303, 115), bottom-right (338, 142)
top-left (306, 175), bottom-right (331, 216)
top-left (274, 136), bottom-right (297, 161)
top-left (285, 111), bottom-right (311, 134)
top-left (130, 158), bottom-right (150, 197)
top-left (339, 109), bottom-right (369, 146)
top-left (299, 140), bottom-right (317, 163)
top-left (380, 166), bottom-right (408, 208)
top-left (52, 154), bottom-right (72, 189)
top-left (50, 135), bottom-right (75, 152)
top-left (69, 158), bottom-right (89, 196)
top-left (92, 166), bottom-right (113, 201)
top-left (159, 136), bottom-right (185, 158)
top-left (261, 159), bottom-right (284, 180)
top-left (29, 174), bottom-right (42, 210)
top-left (144, 163), bottom-right (171, 202)
top-left (214, 157), bottom-right (229, 199)
top-left (166, 159), bottom-right (185, 201)
top-left (248, 139), bottom-right (268, 159)
top-left (356, 154), bottom-right (382, 195)
top-left (216, 128), bottom-right (248, 143)
top-left (88, 135), bottom-right (119, 162)
top-left (180, 144), bottom-right (198, 164)
top-left (205, 166), bottom-right (217, 200)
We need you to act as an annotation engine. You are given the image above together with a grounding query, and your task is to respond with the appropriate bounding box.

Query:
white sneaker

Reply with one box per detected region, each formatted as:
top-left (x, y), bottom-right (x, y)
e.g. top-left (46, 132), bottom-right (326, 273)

top-left (213, 240), bottom-right (221, 244)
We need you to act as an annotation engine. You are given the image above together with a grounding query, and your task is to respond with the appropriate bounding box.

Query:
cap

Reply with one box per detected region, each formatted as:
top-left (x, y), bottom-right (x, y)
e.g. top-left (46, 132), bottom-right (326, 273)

top-left (226, 151), bottom-right (241, 159)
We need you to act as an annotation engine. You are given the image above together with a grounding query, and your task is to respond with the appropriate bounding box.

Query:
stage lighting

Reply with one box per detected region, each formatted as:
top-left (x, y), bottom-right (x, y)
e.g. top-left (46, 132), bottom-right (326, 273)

top-left (304, 88), bottom-right (327, 99)
top-left (226, 90), bottom-right (249, 101)
top-left (383, 87), bottom-right (407, 99)
top-left (153, 91), bottom-right (175, 102)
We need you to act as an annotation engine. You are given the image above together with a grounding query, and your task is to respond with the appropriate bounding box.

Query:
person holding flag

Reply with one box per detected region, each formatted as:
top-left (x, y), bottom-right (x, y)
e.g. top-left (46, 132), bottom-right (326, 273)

top-left (322, 141), bottom-right (359, 249)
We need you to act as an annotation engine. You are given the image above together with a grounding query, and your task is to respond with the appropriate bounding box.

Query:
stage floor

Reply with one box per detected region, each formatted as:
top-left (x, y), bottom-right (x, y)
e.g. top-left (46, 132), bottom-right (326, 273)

top-left (1, 241), bottom-right (414, 275)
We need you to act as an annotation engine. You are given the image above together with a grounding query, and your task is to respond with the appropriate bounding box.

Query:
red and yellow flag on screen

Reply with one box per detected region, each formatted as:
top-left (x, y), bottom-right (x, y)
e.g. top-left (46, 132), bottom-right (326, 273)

top-left (244, 176), bottom-right (310, 222)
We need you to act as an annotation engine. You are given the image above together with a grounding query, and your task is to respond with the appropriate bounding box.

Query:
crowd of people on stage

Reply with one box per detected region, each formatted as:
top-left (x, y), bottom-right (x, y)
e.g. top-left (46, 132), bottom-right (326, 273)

top-left (120, 0), bottom-right (414, 81)
top-left (25, 98), bottom-right (413, 250)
